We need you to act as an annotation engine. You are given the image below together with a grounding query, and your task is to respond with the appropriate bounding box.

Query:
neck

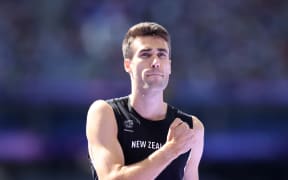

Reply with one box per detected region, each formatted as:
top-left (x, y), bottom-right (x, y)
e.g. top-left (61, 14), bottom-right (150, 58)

top-left (129, 91), bottom-right (167, 121)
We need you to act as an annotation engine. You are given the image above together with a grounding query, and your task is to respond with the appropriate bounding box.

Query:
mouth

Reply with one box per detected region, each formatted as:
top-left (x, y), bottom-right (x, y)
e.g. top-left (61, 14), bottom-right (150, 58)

top-left (146, 73), bottom-right (164, 77)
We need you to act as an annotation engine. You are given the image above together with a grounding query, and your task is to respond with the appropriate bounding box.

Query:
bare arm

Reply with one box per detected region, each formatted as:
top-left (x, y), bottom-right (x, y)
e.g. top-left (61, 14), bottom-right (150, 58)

top-left (86, 100), bottom-right (193, 180)
top-left (183, 116), bottom-right (205, 180)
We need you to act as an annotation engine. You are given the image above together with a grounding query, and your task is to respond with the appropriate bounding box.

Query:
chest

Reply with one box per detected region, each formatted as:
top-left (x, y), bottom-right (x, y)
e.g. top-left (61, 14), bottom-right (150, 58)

top-left (118, 118), bottom-right (169, 164)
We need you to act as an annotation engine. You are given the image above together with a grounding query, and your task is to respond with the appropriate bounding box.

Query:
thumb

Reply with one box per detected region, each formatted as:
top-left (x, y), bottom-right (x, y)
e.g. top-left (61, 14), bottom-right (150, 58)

top-left (167, 124), bottom-right (174, 141)
top-left (167, 118), bottom-right (182, 141)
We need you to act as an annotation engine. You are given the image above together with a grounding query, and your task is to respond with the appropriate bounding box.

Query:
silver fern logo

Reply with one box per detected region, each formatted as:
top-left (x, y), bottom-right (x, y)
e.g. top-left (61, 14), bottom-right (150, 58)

top-left (124, 119), bottom-right (134, 132)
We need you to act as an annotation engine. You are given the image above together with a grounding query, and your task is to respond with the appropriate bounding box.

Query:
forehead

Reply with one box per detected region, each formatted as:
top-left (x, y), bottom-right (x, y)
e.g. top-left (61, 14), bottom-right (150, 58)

top-left (131, 36), bottom-right (169, 53)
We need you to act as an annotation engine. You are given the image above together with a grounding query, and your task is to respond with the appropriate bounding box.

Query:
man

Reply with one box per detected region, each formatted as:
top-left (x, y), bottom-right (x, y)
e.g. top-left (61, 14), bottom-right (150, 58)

top-left (86, 22), bottom-right (204, 180)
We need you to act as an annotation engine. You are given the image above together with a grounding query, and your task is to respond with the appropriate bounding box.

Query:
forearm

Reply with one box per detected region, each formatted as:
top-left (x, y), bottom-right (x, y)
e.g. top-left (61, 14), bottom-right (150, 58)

top-left (183, 163), bottom-right (199, 180)
top-left (183, 148), bottom-right (202, 180)
top-left (105, 142), bottom-right (178, 180)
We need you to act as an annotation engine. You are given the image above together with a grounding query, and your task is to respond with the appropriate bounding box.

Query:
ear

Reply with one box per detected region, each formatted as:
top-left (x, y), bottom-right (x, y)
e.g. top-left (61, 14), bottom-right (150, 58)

top-left (124, 58), bottom-right (131, 73)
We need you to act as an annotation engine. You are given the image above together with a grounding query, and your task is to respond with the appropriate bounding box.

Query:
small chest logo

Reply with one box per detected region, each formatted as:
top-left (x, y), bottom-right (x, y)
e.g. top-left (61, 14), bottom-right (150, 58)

top-left (123, 119), bottom-right (134, 132)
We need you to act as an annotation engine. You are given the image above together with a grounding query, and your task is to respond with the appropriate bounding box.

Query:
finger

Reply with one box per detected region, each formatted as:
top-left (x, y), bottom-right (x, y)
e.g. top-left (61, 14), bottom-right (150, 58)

top-left (174, 122), bottom-right (190, 131)
top-left (175, 122), bottom-right (183, 128)
top-left (170, 118), bottom-right (183, 129)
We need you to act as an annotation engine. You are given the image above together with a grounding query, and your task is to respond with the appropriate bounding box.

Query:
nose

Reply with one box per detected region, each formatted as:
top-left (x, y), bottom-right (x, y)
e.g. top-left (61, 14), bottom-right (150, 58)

top-left (151, 57), bottom-right (160, 68)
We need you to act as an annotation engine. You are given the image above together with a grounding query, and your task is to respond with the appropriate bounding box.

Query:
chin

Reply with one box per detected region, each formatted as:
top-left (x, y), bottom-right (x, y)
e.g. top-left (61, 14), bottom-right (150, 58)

top-left (143, 82), bottom-right (168, 90)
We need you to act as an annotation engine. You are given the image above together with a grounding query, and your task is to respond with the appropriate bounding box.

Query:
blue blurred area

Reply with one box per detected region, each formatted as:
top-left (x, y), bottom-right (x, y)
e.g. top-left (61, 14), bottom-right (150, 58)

top-left (0, 0), bottom-right (288, 179)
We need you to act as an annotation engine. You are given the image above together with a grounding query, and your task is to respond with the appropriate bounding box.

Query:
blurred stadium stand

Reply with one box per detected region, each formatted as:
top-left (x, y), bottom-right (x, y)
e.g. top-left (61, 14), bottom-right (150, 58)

top-left (0, 0), bottom-right (287, 179)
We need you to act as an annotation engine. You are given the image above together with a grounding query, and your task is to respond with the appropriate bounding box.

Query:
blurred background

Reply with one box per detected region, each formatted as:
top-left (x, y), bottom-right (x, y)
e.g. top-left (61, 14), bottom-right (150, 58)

top-left (0, 0), bottom-right (287, 179)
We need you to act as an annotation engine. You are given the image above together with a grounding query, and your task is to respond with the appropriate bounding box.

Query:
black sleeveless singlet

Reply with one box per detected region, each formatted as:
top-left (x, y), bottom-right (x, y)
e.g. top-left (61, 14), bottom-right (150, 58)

top-left (90, 96), bottom-right (193, 180)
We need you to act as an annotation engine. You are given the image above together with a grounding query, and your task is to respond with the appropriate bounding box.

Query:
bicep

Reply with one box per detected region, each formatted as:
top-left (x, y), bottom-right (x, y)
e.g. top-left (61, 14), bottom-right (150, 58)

top-left (86, 100), bottom-right (125, 179)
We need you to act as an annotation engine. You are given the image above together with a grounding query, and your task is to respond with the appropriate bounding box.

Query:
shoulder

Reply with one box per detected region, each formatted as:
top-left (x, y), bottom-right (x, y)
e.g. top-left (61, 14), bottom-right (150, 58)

top-left (86, 99), bottom-right (118, 140)
top-left (191, 115), bottom-right (204, 133)
top-left (87, 99), bottom-right (114, 123)
top-left (88, 96), bottom-right (128, 114)
top-left (168, 104), bottom-right (204, 131)
top-left (86, 99), bottom-right (115, 129)
top-left (88, 99), bottom-right (112, 114)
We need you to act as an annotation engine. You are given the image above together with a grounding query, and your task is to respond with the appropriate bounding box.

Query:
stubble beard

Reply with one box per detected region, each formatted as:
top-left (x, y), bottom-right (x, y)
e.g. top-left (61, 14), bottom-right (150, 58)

top-left (142, 76), bottom-right (169, 91)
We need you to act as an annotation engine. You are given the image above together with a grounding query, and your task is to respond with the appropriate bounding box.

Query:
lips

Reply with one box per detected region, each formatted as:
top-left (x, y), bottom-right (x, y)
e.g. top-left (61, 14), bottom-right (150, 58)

top-left (145, 69), bottom-right (164, 77)
top-left (146, 73), bottom-right (164, 77)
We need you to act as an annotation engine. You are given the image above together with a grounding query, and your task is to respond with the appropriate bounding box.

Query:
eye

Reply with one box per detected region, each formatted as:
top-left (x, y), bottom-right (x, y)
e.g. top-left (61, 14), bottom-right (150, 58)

top-left (158, 52), bottom-right (168, 59)
top-left (140, 52), bottom-right (151, 58)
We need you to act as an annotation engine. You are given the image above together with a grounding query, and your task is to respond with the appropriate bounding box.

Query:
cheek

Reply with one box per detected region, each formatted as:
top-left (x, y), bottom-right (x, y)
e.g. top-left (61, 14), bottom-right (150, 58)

top-left (135, 63), bottom-right (147, 73)
top-left (165, 63), bottom-right (171, 74)
top-left (131, 64), bottom-right (144, 78)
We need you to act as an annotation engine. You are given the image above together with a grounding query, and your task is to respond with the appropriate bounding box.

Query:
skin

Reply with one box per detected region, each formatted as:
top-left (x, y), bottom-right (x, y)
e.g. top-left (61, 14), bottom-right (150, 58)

top-left (86, 36), bottom-right (204, 180)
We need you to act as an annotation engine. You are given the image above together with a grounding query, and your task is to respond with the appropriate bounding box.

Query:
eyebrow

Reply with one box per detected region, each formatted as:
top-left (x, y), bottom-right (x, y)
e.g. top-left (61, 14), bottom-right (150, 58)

top-left (139, 48), bottom-right (168, 54)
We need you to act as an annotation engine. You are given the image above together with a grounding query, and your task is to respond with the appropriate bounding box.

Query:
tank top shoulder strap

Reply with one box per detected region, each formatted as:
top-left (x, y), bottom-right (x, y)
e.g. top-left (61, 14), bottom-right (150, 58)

top-left (168, 105), bottom-right (193, 129)
top-left (106, 96), bottom-right (130, 120)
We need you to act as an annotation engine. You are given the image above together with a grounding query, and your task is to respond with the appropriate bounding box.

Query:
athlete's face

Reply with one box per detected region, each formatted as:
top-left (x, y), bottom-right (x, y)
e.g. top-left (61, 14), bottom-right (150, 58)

top-left (124, 36), bottom-right (171, 91)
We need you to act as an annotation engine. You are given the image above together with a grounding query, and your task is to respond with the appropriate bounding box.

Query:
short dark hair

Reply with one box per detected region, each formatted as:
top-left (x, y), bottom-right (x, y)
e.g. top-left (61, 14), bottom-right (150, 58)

top-left (122, 22), bottom-right (171, 59)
